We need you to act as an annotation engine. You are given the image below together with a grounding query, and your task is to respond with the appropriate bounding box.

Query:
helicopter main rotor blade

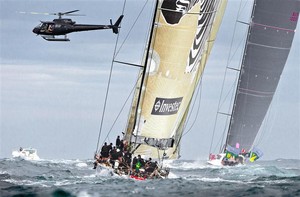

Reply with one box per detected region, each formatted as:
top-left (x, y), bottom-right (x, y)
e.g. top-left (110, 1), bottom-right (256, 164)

top-left (61, 10), bottom-right (79, 14)
top-left (18, 11), bottom-right (51, 15)
top-left (50, 10), bottom-right (83, 18)
top-left (60, 10), bottom-right (80, 15)
top-left (65, 14), bottom-right (85, 16)
top-left (18, 10), bottom-right (85, 19)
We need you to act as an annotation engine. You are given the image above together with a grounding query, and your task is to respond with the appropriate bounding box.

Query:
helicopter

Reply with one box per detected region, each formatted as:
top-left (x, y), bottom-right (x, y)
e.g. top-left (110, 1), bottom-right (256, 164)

top-left (30, 10), bottom-right (124, 41)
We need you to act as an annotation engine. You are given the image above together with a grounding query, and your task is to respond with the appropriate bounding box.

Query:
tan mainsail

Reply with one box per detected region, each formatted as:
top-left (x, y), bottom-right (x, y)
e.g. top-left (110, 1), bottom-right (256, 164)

top-left (125, 0), bottom-right (227, 159)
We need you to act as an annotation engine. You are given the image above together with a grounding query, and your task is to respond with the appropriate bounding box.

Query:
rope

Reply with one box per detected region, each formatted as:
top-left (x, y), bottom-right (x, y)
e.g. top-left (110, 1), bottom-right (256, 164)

top-left (101, 75), bottom-right (141, 147)
top-left (95, 0), bottom-right (153, 154)
top-left (208, 0), bottom-right (245, 156)
top-left (172, 58), bottom-right (204, 155)
top-left (115, 0), bottom-right (150, 58)
top-left (183, 77), bottom-right (203, 136)
top-left (132, 0), bottom-right (159, 149)
top-left (173, 1), bottom-right (222, 155)
top-left (95, 0), bottom-right (127, 154)
top-left (255, 94), bottom-right (278, 146)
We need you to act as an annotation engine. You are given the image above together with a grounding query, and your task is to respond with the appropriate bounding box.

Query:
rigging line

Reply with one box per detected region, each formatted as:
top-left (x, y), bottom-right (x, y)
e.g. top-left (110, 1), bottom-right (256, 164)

top-left (113, 60), bottom-right (143, 68)
top-left (209, 0), bottom-right (245, 155)
top-left (176, 9), bottom-right (219, 150)
top-left (219, 1), bottom-right (251, 152)
top-left (114, 0), bottom-right (150, 58)
top-left (220, 8), bottom-right (251, 107)
top-left (212, 129), bottom-right (226, 153)
top-left (172, 76), bottom-right (202, 155)
top-left (123, 1), bottom-right (154, 145)
top-left (236, 0), bottom-right (252, 20)
top-left (257, 112), bottom-right (274, 146)
top-left (174, 49), bottom-right (206, 153)
top-left (176, 0), bottom-right (222, 153)
top-left (95, 0), bottom-right (127, 153)
top-left (219, 75), bottom-right (239, 116)
top-left (256, 94), bottom-right (278, 146)
top-left (183, 83), bottom-right (202, 135)
top-left (183, 77), bottom-right (203, 136)
top-left (157, 148), bottom-right (161, 164)
top-left (183, 1), bottom-right (221, 135)
top-left (132, 0), bottom-right (159, 151)
top-left (101, 75), bottom-right (140, 145)
top-left (218, 75), bottom-right (239, 153)
top-left (140, 0), bottom-right (156, 62)
top-left (217, 29), bottom-right (248, 119)
top-left (216, 29), bottom-right (248, 112)
top-left (226, 30), bottom-right (248, 75)
top-left (122, 72), bottom-right (142, 138)
top-left (175, 54), bottom-right (213, 153)
top-left (224, 0), bottom-right (257, 151)
top-left (182, 75), bottom-right (202, 135)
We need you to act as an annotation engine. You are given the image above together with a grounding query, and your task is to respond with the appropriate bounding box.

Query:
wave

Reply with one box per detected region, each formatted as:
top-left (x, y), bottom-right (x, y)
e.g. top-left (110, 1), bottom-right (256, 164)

top-left (253, 175), bottom-right (300, 182)
top-left (1, 158), bottom-right (300, 197)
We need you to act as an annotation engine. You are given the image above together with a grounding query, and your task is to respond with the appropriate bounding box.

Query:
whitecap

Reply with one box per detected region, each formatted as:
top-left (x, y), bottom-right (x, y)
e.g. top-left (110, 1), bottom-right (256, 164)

top-left (54, 180), bottom-right (72, 186)
top-left (167, 172), bottom-right (178, 179)
top-left (167, 160), bottom-right (208, 170)
top-left (77, 191), bottom-right (93, 197)
top-left (76, 163), bottom-right (88, 168)
top-left (96, 168), bottom-right (114, 177)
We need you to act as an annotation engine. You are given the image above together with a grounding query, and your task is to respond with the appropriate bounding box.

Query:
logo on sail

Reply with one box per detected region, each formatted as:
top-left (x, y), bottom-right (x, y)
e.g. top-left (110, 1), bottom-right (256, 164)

top-left (151, 97), bottom-right (183, 115)
top-left (186, 0), bottom-right (218, 73)
top-left (290, 12), bottom-right (299, 22)
top-left (161, 0), bottom-right (200, 25)
top-left (161, 0), bottom-right (219, 73)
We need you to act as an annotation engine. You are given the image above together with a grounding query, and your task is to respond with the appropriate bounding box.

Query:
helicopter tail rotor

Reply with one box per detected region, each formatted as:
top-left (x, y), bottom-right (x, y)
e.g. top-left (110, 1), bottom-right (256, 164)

top-left (112, 15), bottom-right (124, 34)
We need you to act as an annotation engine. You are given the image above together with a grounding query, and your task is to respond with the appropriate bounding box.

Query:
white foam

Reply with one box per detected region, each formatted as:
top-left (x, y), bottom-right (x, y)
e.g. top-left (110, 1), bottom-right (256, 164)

top-left (46, 159), bottom-right (85, 164)
top-left (76, 163), bottom-right (88, 168)
top-left (167, 160), bottom-right (209, 170)
top-left (96, 168), bottom-right (114, 177)
top-left (54, 180), bottom-right (72, 186)
top-left (77, 191), bottom-right (93, 197)
top-left (4, 178), bottom-right (50, 187)
top-left (184, 176), bottom-right (246, 184)
top-left (167, 172), bottom-right (178, 179)
top-left (0, 170), bottom-right (8, 174)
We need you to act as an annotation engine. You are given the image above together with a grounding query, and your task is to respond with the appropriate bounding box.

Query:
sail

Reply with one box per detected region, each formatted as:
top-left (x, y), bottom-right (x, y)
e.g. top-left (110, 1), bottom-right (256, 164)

top-left (225, 0), bottom-right (299, 152)
top-left (126, 0), bottom-right (227, 159)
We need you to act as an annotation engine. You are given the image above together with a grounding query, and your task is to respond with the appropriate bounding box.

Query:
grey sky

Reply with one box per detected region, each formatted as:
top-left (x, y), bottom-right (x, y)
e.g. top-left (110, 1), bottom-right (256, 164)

top-left (1, 0), bottom-right (299, 160)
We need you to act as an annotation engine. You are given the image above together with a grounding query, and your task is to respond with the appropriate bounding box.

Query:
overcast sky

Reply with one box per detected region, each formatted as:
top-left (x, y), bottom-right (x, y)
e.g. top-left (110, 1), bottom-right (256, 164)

top-left (1, 0), bottom-right (299, 161)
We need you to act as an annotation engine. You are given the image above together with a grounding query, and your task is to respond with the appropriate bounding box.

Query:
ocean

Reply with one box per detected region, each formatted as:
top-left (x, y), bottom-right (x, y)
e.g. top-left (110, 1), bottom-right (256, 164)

top-left (0, 158), bottom-right (299, 197)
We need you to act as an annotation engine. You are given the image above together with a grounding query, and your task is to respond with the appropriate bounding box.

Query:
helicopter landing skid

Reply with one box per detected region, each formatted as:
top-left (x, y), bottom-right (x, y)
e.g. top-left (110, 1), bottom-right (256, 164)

top-left (42, 35), bottom-right (70, 42)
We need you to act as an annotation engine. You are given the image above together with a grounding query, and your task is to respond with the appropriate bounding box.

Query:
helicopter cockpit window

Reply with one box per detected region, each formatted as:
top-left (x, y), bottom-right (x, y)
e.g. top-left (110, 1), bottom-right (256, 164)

top-left (35, 23), bottom-right (43, 28)
top-left (40, 23), bottom-right (48, 30)
top-left (47, 24), bottom-right (54, 32)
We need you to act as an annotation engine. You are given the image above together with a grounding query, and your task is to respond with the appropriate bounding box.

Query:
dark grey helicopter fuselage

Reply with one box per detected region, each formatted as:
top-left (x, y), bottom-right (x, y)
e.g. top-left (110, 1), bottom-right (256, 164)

top-left (32, 15), bottom-right (123, 37)
top-left (33, 20), bottom-right (113, 35)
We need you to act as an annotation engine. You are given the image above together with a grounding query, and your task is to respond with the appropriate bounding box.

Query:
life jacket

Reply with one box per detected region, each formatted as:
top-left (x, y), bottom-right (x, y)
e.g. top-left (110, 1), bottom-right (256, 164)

top-left (136, 161), bottom-right (141, 169)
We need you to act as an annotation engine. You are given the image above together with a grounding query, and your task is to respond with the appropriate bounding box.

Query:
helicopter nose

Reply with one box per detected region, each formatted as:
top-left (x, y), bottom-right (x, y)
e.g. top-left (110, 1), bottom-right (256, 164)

top-left (32, 28), bottom-right (39, 34)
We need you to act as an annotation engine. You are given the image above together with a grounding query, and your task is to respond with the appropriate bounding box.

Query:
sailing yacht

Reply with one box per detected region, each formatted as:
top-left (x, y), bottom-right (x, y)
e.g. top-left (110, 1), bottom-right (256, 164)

top-left (94, 0), bottom-right (227, 179)
top-left (208, 0), bottom-right (299, 166)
